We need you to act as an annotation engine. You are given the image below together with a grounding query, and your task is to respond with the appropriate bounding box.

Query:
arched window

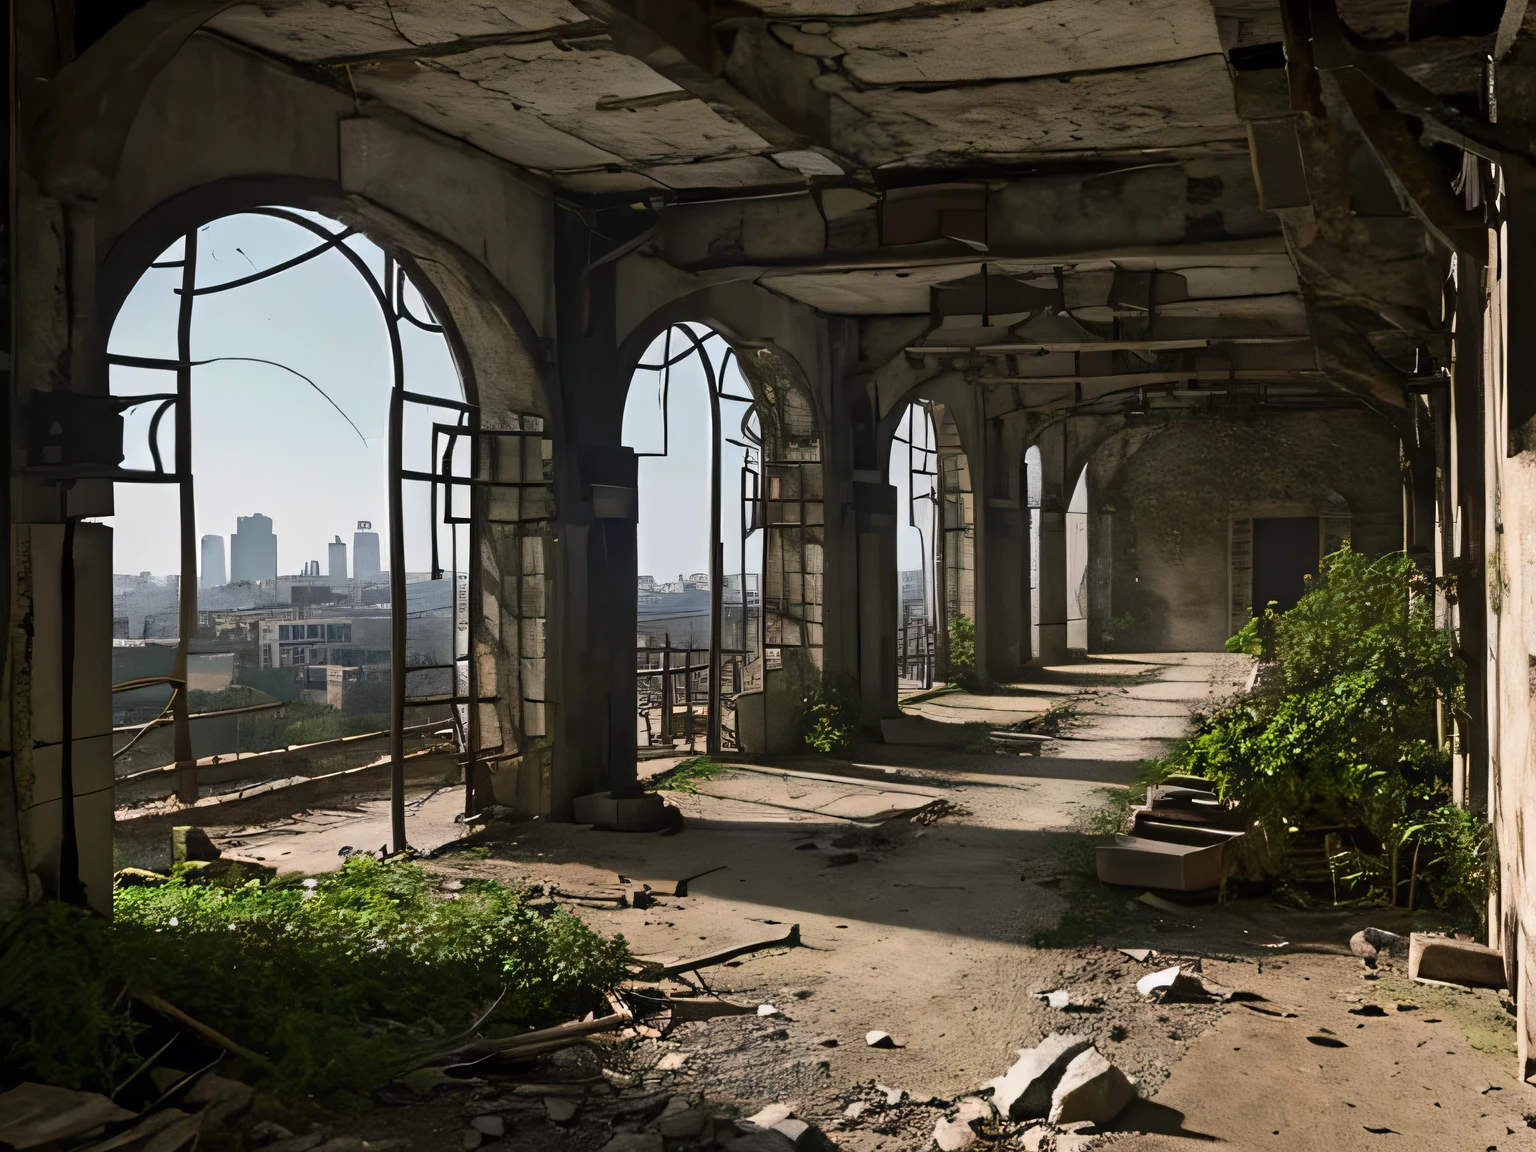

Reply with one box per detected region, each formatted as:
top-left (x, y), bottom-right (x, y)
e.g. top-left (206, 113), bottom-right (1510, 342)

top-left (101, 208), bottom-right (526, 852)
top-left (625, 324), bottom-right (762, 754)
top-left (890, 401), bottom-right (939, 688)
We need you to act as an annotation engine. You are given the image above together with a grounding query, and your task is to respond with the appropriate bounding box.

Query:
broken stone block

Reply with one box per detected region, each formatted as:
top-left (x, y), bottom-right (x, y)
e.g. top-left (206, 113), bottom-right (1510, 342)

top-left (470, 1116), bottom-right (504, 1137)
top-left (656, 1109), bottom-right (709, 1140)
top-left (772, 1117), bottom-right (836, 1151)
top-left (875, 1084), bottom-right (904, 1106)
top-left (983, 1032), bottom-right (1093, 1120)
top-left (1049, 1047), bottom-right (1135, 1126)
top-left (1408, 934), bottom-right (1505, 988)
top-left (842, 1102), bottom-right (868, 1120)
top-left (543, 1096), bottom-right (578, 1124)
top-left (953, 1098), bottom-right (992, 1125)
top-left (865, 1030), bottom-right (898, 1048)
top-left (932, 1117), bottom-right (976, 1151)
top-left (1019, 1125), bottom-right (1049, 1152)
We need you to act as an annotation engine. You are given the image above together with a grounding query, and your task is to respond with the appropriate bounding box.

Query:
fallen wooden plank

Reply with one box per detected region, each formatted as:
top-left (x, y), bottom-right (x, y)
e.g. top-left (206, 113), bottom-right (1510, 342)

top-left (658, 924), bottom-right (801, 977)
top-left (427, 1010), bottom-right (632, 1066)
top-left (628, 992), bottom-right (756, 1021)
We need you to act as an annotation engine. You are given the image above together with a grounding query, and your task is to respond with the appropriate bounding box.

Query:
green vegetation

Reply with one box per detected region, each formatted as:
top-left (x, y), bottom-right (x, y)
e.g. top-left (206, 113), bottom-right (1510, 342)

top-left (802, 670), bottom-right (861, 753)
top-left (944, 614), bottom-right (982, 692)
top-left (0, 858), bottom-right (630, 1105)
top-left (646, 754), bottom-right (726, 794)
top-left (1162, 546), bottom-right (1487, 923)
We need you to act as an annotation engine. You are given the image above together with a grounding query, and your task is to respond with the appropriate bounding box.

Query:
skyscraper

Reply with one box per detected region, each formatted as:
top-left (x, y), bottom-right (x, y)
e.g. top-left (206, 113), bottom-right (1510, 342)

top-left (328, 536), bottom-right (347, 580)
top-left (353, 520), bottom-right (381, 583)
top-left (230, 513), bottom-right (278, 582)
top-left (199, 535), bottom-right (226, 589)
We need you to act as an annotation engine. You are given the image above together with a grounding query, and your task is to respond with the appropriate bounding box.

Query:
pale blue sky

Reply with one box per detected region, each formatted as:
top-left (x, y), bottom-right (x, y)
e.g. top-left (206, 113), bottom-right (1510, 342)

top-left (105, 211), bottom-right (462, 579)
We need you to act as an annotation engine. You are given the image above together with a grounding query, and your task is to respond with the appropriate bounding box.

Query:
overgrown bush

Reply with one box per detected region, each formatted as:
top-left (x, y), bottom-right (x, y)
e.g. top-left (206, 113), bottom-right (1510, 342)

top-left (944, 615), bottom-right (982, 691)
top-left (0, 858), bottom-right (630, 1104)
top-left (1163, 547), bottom-right (1484, 919)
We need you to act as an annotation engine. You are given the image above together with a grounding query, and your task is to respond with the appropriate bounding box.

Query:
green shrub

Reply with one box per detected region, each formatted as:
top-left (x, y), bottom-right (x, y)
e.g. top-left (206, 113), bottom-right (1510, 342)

top-left (0, 858), bottom-right (630, 1104)
top-left (803, 671), bottom-right (860, 754)
top-left (945, 615), bottom-right (982, 691)
top-left (1169, 547), bottom-right (1481, 917)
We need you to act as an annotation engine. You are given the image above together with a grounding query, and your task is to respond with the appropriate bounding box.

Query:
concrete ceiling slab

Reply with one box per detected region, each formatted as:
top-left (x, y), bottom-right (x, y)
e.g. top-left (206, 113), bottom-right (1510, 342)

top-left (350, 65), bottom-right (622, 170)
top-left (758, 261), bottom-right (982, 313)
top-left (643, 155), bottom-right (805, 190)
top-left (210, 0), bottom-right (588, 61)
top-left (833, 55), bottom-right (1243, 165)
top-left (824, 0), bottom-right (1226, 86)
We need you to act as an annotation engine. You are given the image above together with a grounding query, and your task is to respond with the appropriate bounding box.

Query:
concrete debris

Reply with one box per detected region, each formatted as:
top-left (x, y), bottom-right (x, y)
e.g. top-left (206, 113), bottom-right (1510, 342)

top-left (1019, 1124), bottom-right (1049, 1152)
top-left (1408, 933), bottom-right (1506, 988)
top-left (954, 1097), bottom-right (993, 1124)
top-left (656, 1108), bottom-right (710, 1140)
top-left (470, 1116), bottom-right (504, 1137)
top-left (1035, 990), bottom-right (1071, 1009)
top-left (932, 1117), bottom-right (977, 1150)
top-left (1135, 965), bottom-right (1227, 1002)
top-left (1349, 928), bottom-right (1405, 967)
top-left (865, 1030), bottom-right (899, 1048)
top-left (544, 1096), bottom-right (579, 1123)
top-left (1118, 948), bottom-right (1155, 962)
top-left (598, 1134), bottom-right (664, 1152)
top-left (655, 1051), bottom-right (689, 1071)
top-left (772, 1116), bottom-right (837, 1151)
top-left (744, 1103), bottom-right (797, 1130)
top-left (1055, 1133), bottom-right (1101, 1152)
top-left (876, 1083), bottom-right (905, 1105)
top-left (1049, 1047), bottom-right (1136, 1126)
top-left (0, 1083), bottom-right (137, 1148)
top-left (842, 1102), bottom-right (869, 1120)
top-left (984, 1033), bottom-right (1093, 1120)
top-left (758, 1003), bottom-right (781, 1016)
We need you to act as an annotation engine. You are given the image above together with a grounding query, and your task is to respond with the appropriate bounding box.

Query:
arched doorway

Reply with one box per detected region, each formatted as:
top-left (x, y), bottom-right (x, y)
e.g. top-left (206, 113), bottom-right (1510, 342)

top-left (102, 207), bottom-right (532, 853)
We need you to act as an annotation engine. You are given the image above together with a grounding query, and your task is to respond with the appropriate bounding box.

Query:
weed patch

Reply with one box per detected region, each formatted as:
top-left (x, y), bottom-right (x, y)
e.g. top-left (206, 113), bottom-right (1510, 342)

top-left (646, 754), bottom-right (726, 794)
top-left (0, 858), bottom-right (629, 1105)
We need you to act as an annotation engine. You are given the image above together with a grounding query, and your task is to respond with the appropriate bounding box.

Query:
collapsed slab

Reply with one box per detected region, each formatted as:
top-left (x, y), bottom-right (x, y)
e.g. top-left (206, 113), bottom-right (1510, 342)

top-left (1408, 933), bottom-right (1505, 988)
top-left (1095, 834), bottom-right (1230, 890)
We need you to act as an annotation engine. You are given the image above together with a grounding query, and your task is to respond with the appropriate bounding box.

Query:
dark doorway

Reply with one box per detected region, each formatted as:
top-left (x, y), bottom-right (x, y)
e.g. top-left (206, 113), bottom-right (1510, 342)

top-left (1252, 517), bottom-right (1320, 613)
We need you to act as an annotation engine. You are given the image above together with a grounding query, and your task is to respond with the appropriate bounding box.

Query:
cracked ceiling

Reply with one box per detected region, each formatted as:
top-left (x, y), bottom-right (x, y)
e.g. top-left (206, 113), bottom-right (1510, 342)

top-left (202, 0), bottom-right (1518, 419)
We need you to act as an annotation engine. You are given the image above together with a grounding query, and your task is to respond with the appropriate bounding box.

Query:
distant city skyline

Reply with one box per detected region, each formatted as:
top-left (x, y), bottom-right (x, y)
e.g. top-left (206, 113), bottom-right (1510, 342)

top-left (99, 212), bottom-right (460, 580)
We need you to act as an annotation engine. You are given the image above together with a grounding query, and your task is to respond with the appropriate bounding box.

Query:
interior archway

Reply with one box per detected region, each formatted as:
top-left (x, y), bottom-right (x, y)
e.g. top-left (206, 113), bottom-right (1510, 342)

top-left (889, 401), bottom-right (939, 689)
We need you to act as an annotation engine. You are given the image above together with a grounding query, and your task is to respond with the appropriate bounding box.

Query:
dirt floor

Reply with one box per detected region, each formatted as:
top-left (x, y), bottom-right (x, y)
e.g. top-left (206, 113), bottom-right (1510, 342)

top-left (181, 652), bottom-right (1535, 1151)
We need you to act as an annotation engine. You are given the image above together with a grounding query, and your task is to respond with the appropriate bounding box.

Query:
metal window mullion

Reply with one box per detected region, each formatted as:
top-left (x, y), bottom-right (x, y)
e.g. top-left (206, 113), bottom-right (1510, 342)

top-left (172, 232), bottom-right (199, 805)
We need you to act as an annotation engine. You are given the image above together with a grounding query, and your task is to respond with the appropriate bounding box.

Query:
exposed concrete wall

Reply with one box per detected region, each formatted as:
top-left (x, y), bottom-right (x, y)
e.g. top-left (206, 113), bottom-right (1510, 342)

top-left (1085, 409), bottom-right (1402, 652)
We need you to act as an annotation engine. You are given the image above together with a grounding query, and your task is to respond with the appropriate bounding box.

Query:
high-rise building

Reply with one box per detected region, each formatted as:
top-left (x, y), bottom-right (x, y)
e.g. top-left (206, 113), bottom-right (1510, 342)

top-left (353, 520), bottom-right (381, 583)
top-left (200, 535), bottom-right (226, 589)
top-left (230, 513), bottom-right (278, 583)
top-left (328, 536), bottom-right (347, 580)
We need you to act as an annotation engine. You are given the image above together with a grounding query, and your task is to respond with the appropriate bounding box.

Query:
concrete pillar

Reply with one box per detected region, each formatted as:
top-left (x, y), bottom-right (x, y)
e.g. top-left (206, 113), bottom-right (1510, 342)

top-left (854, 480), bottom-right (898, 728)
top-left (1034, 424), bottom-right (1071, 665)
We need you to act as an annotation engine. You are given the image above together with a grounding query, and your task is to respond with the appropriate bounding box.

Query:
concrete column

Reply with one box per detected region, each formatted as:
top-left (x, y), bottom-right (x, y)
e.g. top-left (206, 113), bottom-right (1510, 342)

top-left (854, 480), bottom-right (898, 727)
top-left (1034, 424), bottom-right (1071, 665)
